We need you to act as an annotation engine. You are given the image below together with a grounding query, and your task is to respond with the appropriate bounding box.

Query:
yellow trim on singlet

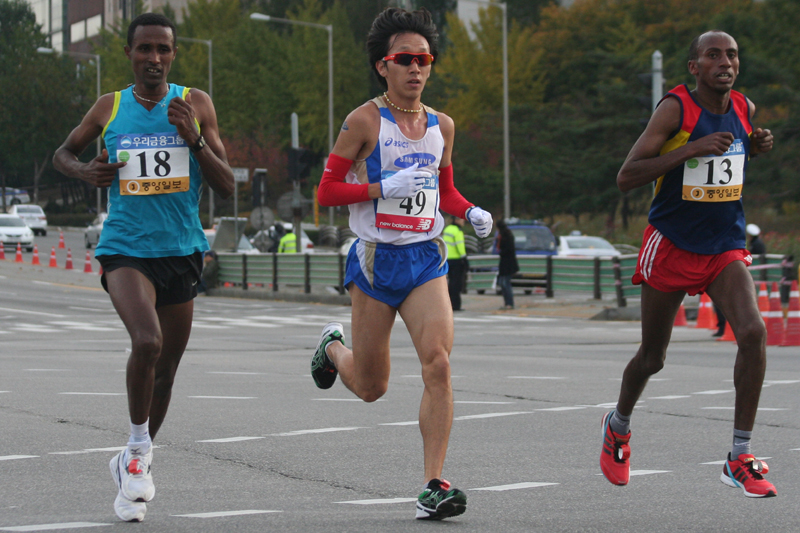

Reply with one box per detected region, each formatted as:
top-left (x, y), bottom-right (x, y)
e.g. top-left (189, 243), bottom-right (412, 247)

top-left (182, 86), bottom-right (201, 133)
top-left (653, 129), bottom-right (691, 196)
top-left (101, 91), bottom-right (121, 139)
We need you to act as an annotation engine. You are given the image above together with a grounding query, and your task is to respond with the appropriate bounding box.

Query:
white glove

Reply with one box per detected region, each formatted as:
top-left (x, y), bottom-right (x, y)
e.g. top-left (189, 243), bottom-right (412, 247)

top-left (380, 163), bottom-right (431, 199)
top-left (467, 206), bottom-right (493, 238)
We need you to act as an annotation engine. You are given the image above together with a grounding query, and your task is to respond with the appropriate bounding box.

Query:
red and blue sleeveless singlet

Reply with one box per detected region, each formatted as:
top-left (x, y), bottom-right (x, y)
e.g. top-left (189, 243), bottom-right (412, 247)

top-left (648, 84), bottom-right (753, 255)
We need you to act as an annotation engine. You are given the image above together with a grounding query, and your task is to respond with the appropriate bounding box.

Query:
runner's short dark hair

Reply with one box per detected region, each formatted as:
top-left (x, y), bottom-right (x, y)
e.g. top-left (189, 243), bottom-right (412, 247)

top-left (127, 13), bottom-right (177, 48)
top-left (367, 8), bottom-right (439, 90)
top-left (688, 30), bottom-right (729, 61)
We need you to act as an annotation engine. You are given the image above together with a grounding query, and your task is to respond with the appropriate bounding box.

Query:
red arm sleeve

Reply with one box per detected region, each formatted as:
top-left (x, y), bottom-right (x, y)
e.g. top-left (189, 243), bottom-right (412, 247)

top-left (438, 163), bottom-right (473, 219)
top-left (317, 153), bottom-right (371, 206)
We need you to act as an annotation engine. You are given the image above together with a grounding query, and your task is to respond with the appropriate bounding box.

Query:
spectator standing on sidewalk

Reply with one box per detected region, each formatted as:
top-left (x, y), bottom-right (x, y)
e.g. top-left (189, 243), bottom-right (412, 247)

top-left (495, 219), bottom-right (518, 310)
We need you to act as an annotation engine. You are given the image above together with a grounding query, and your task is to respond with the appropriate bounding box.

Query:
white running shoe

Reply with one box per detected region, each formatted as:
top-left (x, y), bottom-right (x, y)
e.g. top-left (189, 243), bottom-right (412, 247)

top-left (110, 446), bottom-right (155, 503)
top-left (110, 450), bottom-right (147, 522)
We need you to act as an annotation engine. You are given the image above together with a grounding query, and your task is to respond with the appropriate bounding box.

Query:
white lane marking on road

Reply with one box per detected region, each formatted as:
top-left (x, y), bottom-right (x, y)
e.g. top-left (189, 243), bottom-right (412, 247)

top-left (59, 392), bottom-right (125, 396)
top-left (455, 401), bottom-right (515, 404)
top-left (68, 306), bottom-right (110, 312)
top-left (763, 380), bottom-right (800, 386)
top-left (379, 421), bottom-right (418, 426)
top-left (24, 369), bottom-right (71, 372)
top-left (536, 406), bottom-right (586, 412)
top-left (693, 389), bottom-right (734, 395)
top-left (507, 376), bottom-right (565, 380)
top-left (190, 324), bottom-right (230, 329)
top-left (0, 523), bottom-right (110, 531)
top-left (172, 510), bottom-right (281, 518)
top-left (312, 398), bottom-right (385, 402)
top-left (701, 407), bottom-right (788, 411)
top-left (271, 427), bottom-right (365, 437)
top-left (0, 307), bottom-right (65, 318)
top-left (701, 457), bottom-right (770, 465)
top-left (207, 371), bottom-right (267, 375)
top-left (0, 391), bottom-right (9, 394)
top-left (454, 411), bottom-right (533, 421)
top-left (13, 326), bottom-right (60, 332)
top-left (197, 437), bottom-right (265, 443)
top-left (648, 395), bottom-right (691, 400)
top-left (400, 375), bottom-right (421, 378)
top-left (630, 470), bottom-right (671, 476)
top-left (50, 446), bottom-right (127, 455)
top-left (336, 498), bottom-right (417, 505)
top-left (49, 321), bottom-right (118, 331)
top-left (0, 455), bottom-right (39, 461)
top-left (188, 396), bottom-right (256, 400)
top-left (470, 482), bottom-right (559, 491)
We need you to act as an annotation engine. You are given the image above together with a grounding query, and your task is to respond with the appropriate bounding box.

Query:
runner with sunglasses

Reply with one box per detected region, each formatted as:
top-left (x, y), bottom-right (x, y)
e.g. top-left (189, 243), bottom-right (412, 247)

top-left (312, 7), bottom-right (492, 521)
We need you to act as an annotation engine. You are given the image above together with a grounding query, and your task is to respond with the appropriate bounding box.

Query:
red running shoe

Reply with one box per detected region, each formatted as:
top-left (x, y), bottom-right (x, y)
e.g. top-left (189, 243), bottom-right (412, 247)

top-left (721, 453), bottom-right (777, 498)
top-left (600, 411), bottom-right (631, 485)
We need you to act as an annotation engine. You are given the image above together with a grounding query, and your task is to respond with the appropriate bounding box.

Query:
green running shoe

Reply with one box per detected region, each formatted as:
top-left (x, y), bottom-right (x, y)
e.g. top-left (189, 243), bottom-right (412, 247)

top-left (415, 478), bottom-right (467, 520)
top-left (311, 322), bottom-right (344, 389)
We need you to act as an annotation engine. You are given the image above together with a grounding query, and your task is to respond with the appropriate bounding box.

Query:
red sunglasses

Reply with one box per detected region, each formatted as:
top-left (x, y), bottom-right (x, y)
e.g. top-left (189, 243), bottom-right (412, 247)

top-left (382, 52), bottom-right (435, 66)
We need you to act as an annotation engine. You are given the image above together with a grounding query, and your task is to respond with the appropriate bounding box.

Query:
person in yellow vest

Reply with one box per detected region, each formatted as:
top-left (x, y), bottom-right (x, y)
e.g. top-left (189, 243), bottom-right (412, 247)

top-left (278, 224), bottom-right (298, 253)
top-left (443, 216), bottom-right (467, 310)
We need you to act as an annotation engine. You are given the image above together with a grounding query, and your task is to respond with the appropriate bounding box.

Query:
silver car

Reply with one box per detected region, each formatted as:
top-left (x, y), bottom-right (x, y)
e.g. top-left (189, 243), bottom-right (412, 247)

top-left (8, 204), bottom-right (48, 236)
top-left (0, 214), bottom-right (35, 251)
top-left (84, 213), bottom-right (108, 249)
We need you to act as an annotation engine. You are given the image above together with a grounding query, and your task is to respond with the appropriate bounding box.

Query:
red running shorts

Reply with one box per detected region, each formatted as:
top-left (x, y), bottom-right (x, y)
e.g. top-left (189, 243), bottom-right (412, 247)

top-left (632, 225), bottom-right (752, 296)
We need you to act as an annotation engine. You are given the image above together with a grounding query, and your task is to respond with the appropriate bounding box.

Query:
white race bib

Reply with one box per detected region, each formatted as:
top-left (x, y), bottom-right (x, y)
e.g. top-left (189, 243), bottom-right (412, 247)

top-left (117, 132), bottom-right (191, 196)
top-left (375, 171), bottom-right (437, 232)
top-left (682, 139), bottom-right (745, 202)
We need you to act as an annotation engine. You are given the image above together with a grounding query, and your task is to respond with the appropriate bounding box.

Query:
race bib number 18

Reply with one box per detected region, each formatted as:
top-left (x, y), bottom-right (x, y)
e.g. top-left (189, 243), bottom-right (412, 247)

top-left (682, 139), bottom-right (745, 202)
top-left (375, 171), bottom-right (437, 232)
top-left (117, 132), bottom-right (191, 196)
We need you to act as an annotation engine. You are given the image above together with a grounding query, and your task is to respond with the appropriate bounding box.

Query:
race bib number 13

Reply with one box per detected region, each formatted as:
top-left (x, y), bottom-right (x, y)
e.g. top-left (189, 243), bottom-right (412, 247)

top-left (117, 132), bottom-right (191, 196)
top-left (682, 139), bottom-right (745, 202)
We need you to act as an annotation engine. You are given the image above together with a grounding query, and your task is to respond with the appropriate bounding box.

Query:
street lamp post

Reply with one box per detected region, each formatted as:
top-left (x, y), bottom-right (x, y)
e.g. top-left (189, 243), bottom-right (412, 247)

top-left (250, 12), bottom-right (335, 226)
top-left (38, 47), bottom-right (103, 214)
top-left (176, 36), bottom-right (215, 224)
top-left (461, 1), bottom-right (509, 218)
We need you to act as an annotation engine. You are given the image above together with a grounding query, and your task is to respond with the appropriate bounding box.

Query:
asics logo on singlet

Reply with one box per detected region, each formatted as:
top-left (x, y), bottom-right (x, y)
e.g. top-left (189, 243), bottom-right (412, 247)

top-left (395, 153), bottom-right (436, 168)
top-left (384, 138), bottom-right (409, 149)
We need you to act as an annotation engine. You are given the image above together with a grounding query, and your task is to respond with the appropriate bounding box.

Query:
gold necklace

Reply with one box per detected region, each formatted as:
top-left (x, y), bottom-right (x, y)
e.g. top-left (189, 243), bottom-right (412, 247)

top-left (383, 92), bottom-right (422, 113)
top-left (133, 86), bottom-right (168, 107)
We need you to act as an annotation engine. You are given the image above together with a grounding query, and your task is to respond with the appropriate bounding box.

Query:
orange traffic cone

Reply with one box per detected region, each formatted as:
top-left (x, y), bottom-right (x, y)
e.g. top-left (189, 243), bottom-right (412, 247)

top-left (83, 250), bottom-right (93, 273)
top-left (58, 230), bottom-right (65, 249)
top-left (65, 248), bottom-right (73, 270)
top-left (696, 293), bottom-right (715, 329)
top-left (15, 243), bottom-right (23, 263)
top-left (674, 303), bottom-right (688, 326)
top-left (718, 321), bottom-right (736, 342)
top-left (780, 281), bottom-right (800, 346)
top-left (31, 245), bottom-right (40, 265)
top-left (0, 242), bottom-right (5, 260)
top-left (48, 246), bottom-right (58, 268)
top-left (766, 282), bottom-right (784, 346)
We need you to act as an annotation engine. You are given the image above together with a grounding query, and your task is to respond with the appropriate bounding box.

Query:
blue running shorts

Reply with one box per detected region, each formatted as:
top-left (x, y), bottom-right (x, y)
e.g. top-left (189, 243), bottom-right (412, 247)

top-left (345, 237), bottom-right (448, 308)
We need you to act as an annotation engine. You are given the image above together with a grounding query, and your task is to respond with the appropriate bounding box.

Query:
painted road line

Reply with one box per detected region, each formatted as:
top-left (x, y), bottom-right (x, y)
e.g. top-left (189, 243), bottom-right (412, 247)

top-left (379, 421), bottom-right (418, 426)
top-left (507, 376), bottom-right (565, 380)
top-left (648, 395), bottom-right (691, 400)
top-left (197, 436), bottom-right (265, 443)
top-left (270, 427), bottom-right (365, 437)
top-left (50, 446), bottom-right (127, 455)
top-left (187, 396), bottom-right (257, 400)
top-left (59, 392), bottom-right (125, 396)
top-left (630, 470), bottom-right (671, 476)
top-left (312, 398), bottom-right (386, 402)
top-left (536, 406), bottom-right (586, 412)
top-left (24, 369), bottom-right (71, 372)
top-left (455, 401), bottom-right (515, 405)
top-left (0, 455), bottom-right (39, 461)
top-left (701, 407), bottom-right (788, 411)
top-left (454, 411), bottom-right (533, 421)
top-left (172, 510), bottom-right (281, 518)
top-left (693, 390), bottom-right (734, 395)
top-left (207, 372), bottom-right (267, 375)
top-left (0, 307), bottom-right (65, 318)
top-left (470, 482), bottom-right (558, 491)
top-left (0, 523), bottom-right (110, 531)
top-left (336, 498), bottom-right (417, 505)
top-left (0, 391), bottom-right (9, 394)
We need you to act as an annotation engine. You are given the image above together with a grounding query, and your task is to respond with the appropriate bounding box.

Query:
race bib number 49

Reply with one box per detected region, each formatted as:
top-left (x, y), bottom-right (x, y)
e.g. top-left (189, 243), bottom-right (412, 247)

top-left (375, 171), bottom-right (437, 232)
top-left (117, 132), bottom-right (191, 196)
top-left (682, 139), bottom-right (745, 202)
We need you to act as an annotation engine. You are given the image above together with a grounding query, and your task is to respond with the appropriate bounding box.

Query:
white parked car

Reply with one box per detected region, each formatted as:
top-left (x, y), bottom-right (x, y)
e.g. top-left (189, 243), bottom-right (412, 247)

top-left (8, 204), bottom-right (48, 236)
top-left (557, 235), bottom-right (621, 258)
top-left (0, 214), bottom-right (35, 251)
top-left (84, 213), bottom-right (108, 249)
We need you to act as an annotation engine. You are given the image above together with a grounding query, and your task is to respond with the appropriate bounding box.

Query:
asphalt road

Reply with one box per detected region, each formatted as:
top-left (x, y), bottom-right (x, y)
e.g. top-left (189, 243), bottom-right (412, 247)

top-left (1, 252), bottom-right (798, 532)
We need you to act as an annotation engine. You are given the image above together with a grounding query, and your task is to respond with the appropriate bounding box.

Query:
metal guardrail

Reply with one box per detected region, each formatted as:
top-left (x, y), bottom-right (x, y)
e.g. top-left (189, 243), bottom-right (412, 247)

top-left (216, 251), bottom-right (793, 307)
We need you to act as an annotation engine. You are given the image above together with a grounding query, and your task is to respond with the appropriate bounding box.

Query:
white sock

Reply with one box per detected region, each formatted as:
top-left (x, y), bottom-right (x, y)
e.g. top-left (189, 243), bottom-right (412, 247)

top-left (128, 419), bottom-right (152, 453)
